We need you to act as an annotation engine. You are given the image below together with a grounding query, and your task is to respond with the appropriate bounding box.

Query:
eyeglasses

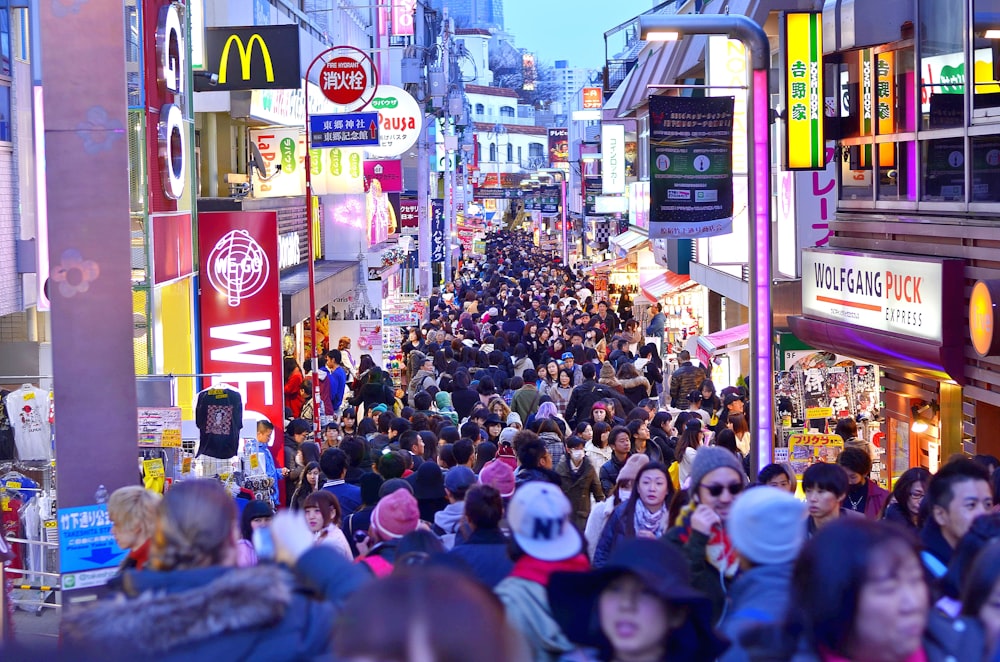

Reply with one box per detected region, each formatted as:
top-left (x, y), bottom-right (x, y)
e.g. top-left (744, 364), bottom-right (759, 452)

top-left (701, 482), bottom-right (744, 497)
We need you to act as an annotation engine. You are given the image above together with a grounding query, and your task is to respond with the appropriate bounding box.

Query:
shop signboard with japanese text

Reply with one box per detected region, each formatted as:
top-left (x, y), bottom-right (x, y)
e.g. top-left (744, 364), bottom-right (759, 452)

top-left (310, 113), bottom-right (380, 148)
top-left (601, 124), bottom-right (625, 194)
top-left (548, 128), bottom-right (568, 166)
top-left (781, 12), bottom-right (825, 170)
top-left (801, 249), bottom-right (957, 343)
top-left (364, 159), bottom-right (403, 193)
top-left (197, 212), bottom-right (284, 453)
top-left (250, 128), bottom-right (305, 198)
top-left (430, 200), bottom-right (446, 262)
top-left (365, 85), bottom-right (423, 158)
top-left (399, 195), bottom-right (419, 235)
top-left (648, 95), bottom-right (734, 239)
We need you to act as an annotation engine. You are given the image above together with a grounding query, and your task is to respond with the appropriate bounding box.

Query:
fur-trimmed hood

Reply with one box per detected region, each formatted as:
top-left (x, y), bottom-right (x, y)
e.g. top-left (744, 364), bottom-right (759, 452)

top-left (619, 375), bottom-right (650, 390)
top-left (63, 565), bottom-right (297, 658)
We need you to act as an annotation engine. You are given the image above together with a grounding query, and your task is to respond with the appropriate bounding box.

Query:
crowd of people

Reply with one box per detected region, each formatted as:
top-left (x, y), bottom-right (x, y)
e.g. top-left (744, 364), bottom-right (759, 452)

top-left (22, 229), bottom-right (1000, 661)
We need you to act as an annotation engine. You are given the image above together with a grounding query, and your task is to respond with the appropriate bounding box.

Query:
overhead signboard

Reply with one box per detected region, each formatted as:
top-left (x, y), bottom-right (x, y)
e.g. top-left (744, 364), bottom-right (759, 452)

top-left (781, 12), bottom-right (825, 170)
top-left (548, 128), bottom-right (568, 165)
top-left (601, 124), bottom-right (625, 194)
top-left (250, 128), bottom-right (305, 198)
top-left (205, 25), bottom-right (300, 91)
top-left (582, 87), bottom-right (602, 109)
top-left (391, 0), bottom-right (416, 36)
top-left (365, 85), bottom-right (423, 158)
top-left (801, 248), bottom-right (956, 343)
top-left (310, 112), bottom-right (380, 148)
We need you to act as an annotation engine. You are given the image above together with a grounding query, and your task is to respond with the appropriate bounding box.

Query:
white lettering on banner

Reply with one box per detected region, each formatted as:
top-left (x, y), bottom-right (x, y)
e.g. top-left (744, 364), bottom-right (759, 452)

top-left (206, 230), bottom-right (270, 306)
top-left (209, 320), bottom-right (272, 366)
top-left (801, 251), bottom-right (944, 342)
top-left (213, 374), bottom-right (275, 407)
top-left (156, 3), bottom-right (186, 200)
top-left (278, 232), bottom-right (301, 269)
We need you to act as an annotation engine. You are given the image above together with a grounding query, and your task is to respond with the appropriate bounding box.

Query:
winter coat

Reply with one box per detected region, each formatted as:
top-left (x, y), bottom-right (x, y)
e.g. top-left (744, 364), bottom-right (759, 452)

top-left (348, 378), bottom-right (395, 414)
top-left (584, 441), bottom-right (612, 474)
top-left (515, 466), bottom-right (562, 488)
top-left (718, 564), bottom-right (794, 662)
top-left (593, 503), bottom-right (628, 568)
top-left (863, 478), bottom-right (890, 520)
top-left (447, 527), bottom-right (513, 588)
top-left (584, 497), bottom-right (619, 561)
top-left (451, 387), bottom-right (481, 420)
top-left (540, 431), bottom-right (567, 468)
top-left (663, 525), bottom-right (734, 623)
top-left (599, 454), bottom-right (629, 494)
top-left (407, 368), bottom-right (437, 402)
top-left (555, 457), bottom-right (605, 531)
top-left (62, 547), bottom-right (369, 662)
top-left (495, 576), bottom-right (575, 662)
top-left (669, 362), bottom-right (707, 410)
top-left (564, 380), bottom-right (635, 427)
top-left (511, 386), bottom-right (542, 423)
top-left (619, 375), bottom-right (651, 405)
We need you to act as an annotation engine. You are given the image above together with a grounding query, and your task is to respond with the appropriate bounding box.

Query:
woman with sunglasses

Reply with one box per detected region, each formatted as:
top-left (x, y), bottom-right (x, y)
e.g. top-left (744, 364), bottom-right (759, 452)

top-left (664, 446), bottom-right (747, 622)
top-left (593, 462), bottom-right (673, 568)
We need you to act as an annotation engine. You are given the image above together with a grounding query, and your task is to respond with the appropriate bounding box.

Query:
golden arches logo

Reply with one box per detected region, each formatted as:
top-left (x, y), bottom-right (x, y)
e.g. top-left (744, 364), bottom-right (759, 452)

top-left (218, 34), bottom-right (274, 84)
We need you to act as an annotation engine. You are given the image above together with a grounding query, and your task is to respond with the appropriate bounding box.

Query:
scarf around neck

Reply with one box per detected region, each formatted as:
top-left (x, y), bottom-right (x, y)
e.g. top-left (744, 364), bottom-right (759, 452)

top-left (675, 501), bottom-right (740, 579)
top-left (634, 500), bottom-right (668, 538)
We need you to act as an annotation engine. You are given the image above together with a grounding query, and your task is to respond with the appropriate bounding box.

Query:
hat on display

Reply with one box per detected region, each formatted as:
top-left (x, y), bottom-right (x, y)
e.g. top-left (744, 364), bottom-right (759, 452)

top-left (445, 466), bottom-right (477, 495)
top-left (507, 482), bottom-right (581, 561)
top-left (688, 446), bottom-right (747, 494)
top-left (616, 454), bottom-right (650, 484)
top-left (548, 539), bottom-right (726, 659)
top-left (726, 486), bottom-right (807, 565)
top-left (371, 488), bottom-right (420, 539)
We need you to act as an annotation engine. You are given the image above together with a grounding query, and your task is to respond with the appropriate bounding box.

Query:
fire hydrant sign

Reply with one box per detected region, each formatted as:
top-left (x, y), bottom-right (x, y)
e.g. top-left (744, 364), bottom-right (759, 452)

top-left (310, 113), bottom-right (380, 148)
top-left (58, 504), bottom-right (126, 576)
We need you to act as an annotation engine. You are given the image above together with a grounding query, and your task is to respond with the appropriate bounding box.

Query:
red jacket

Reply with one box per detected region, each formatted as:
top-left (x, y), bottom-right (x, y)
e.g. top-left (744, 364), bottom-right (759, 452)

top-left (284, 368), bottom-right (304, 417)
top-left (864, 479), bottom-right (890, 520)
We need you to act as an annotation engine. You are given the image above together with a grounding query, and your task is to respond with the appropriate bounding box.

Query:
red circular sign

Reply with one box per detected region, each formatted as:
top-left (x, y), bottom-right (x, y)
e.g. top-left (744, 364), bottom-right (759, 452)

top-left (320, 57), bottom-right (370, 105)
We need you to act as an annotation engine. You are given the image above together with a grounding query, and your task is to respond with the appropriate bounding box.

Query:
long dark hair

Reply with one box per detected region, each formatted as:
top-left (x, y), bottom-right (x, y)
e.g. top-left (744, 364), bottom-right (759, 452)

top-left (961, 539), bottom-right (1000, 620)
top-left (291, 461), bottom-right (322, 510)
top-left (592, 421), bottom-right (611, 449)
top-left (882, 466), bottom-right (931, 525)
top-left (619, 462), bottom-right (672, 537)
top-left (674, 418), bottom-right (703, 463)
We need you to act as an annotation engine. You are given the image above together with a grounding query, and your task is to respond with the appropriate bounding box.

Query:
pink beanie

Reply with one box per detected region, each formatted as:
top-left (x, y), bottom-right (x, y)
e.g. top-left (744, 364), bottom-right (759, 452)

top-left (371, 489), bottom-right (420, 539)
top-left (617, 454), bottom-right (650, 484)
top-left (478, 459), bottom-right (516, 498)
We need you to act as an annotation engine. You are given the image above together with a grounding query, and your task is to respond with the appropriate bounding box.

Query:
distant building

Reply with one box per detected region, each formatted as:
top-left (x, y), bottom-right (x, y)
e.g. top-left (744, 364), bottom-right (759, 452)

top-left (552, 60), bottom-right (598, 115)
top-left (429, 0), bottom-right (504, 31)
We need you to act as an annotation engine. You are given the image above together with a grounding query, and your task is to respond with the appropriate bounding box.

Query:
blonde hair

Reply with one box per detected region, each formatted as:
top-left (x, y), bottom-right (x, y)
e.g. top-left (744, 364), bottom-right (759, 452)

top-left (339, 336), bottom-right (351, 350)
top-left (150, 480), bottom-right (236, 571)
top-left (487, 396), bottom-right (511, 421)
top-left (107, 486), bottom-right (161, 543)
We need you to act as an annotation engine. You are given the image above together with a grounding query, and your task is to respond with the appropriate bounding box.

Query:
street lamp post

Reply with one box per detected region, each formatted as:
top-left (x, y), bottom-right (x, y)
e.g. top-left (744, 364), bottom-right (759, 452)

top-left (639, 14), bottom-right (773, 475)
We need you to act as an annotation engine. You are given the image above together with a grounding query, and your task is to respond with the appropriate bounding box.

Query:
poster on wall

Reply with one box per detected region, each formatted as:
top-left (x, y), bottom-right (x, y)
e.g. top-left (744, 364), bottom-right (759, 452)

top-left (250, 128), bottom-right (306, 197)
top-left (366, 179), bottom-right (395, 246)
top-left (399, 195), bottom-right (419, 235)
top-left (358, 321), bottom-right (382, 350)
top-left (648, 95), bottom-right (735, 239)
top-left (548, 128), bottom-right (568, 165)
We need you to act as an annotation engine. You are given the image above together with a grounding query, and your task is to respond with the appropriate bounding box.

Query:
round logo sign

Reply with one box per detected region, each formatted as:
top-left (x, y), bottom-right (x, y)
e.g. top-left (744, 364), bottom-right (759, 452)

top-left (206, 230), bottom-right (270, 307)
top-left (365, 85), bottom-right (423, 158)
top-left (317, 46), bottom-right (378, 110)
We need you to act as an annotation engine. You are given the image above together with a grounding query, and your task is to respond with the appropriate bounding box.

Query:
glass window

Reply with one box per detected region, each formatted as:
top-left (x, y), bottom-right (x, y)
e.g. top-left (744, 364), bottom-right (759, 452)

top-left (972, 135), bottom-right (1000, 201)
top-left (529, 142), bottom-right (543, 158)
top-left (489, 143), bottom-right (497, 161)
top-left (475, 103), bottom-right (484, 115)
top-left (922, 138), bottom-right (966, 201)
top-left (972, 0), bottom-right (1000, 115)
top-left (876, 141), bottom-right (917, 202)
top-left (500, 106), bottom-right (515, 118)
top-left (839, 146), bottom-right (873, 201)
top-left (517, 145), bottom-right (522, 163)
top-left (0, 9), bottom-right (9, 77)
top-left (875, 48), bottom-right (917, 135)
top-left (919, 0), bottom-right (964, 129)
top-left (0, 85), bottom-right (9, 142)
top-left (506, 143), bottom-right (512, 162)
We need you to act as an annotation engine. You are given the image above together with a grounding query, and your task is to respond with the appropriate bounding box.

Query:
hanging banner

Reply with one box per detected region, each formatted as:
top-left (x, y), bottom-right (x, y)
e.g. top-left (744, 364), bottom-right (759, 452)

top-left (430, 200), bottom-right (446, 262)
top-left (197, 211), bottom-right (283, 452)
top-left (781, 11), bottom-right (825, 170)
top-left (310, 146), bottom-right (364, 195)
top-left (601, 124), bottom-right (625, 194)
top-left (648, 95), bottom-right (735, 239)
top-left (399, 195), bottom-right (419, 235)
top-left (366, 179), bottom-right (395, 246)
top-left (391, 0), bottom-right (416, 36)
top-left (250, 128), bottom-right (306, 198)
top-left (548, 128), bottom-right (568, 165)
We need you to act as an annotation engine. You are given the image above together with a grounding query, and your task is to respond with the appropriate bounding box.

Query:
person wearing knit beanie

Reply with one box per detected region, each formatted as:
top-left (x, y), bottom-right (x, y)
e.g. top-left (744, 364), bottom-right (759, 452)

top-left (663, 445), bottom-right (748, 623)
top-left (616, 453), bottom-right (649, 487)
top-left (479, 459), bottom-right (516, 499)
top-left (719, 487), bottom-right (807, 659)
top-left (370, 488), bottom-right (420, 541)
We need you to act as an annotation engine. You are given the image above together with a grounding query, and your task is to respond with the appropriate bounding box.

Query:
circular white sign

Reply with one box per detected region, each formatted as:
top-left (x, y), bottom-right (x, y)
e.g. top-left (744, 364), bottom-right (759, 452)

top-left (365, 85), bottom-right (423, 158)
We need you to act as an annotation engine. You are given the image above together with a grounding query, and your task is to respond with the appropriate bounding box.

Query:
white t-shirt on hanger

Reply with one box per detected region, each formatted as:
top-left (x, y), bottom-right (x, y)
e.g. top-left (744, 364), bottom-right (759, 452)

top-left (6, 387), bottom-right (52, 460)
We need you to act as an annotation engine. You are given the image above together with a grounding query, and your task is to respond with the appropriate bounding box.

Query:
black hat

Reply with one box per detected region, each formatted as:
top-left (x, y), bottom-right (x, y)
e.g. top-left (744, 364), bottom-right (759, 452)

top-left (484, 414), bottom-right (503, 426)
top-left (548, 539), bottom-right (727, 660)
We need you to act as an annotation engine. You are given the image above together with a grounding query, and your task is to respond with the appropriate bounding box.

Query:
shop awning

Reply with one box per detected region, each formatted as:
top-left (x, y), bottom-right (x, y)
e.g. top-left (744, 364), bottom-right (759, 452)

top-left (609, 228), bottom-right (648, 257)
top-left (787, 315), bottom-right (965, 385)
top-left (617, 42), bottom-right (680, 118)
top-left (702, 323), bottom-right (749, 349)
top-left (280, 260), bottom-right (358, 324)
top-left (590, 257), bottom-right (629, 272)
top-left (640, 271), bottom-right (691, 303)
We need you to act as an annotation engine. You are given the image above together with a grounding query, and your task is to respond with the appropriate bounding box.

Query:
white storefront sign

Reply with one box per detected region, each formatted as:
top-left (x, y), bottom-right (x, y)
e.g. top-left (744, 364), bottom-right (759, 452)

top-left (364, 85), bottom-right (422, 158)
top-left (601, 124), bottom-right (625, 194)
top-left (802, 249), bottom-right (944, 342)
top-left (278, 232), bottom-right (301, 270)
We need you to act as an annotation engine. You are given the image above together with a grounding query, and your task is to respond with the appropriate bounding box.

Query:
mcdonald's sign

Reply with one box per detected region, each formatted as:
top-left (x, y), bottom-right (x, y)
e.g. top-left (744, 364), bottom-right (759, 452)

top-left (205, 25), bottom-right (300, 91)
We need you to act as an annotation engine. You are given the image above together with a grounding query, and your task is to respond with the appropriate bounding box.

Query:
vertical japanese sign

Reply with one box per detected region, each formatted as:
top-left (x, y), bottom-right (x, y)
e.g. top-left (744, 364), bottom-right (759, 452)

top-left (601, 124), bottom-right (625, 194)
top-left (876, 51), bottom-right (895, 167)
top-left (399, 195), bottom-right (419, 235)
top-left (781, 12), bottom-right (825, 170)
top-left (197, 212), bottom-right (283, 453)
top-left (582, 87), bottom-right (603, 109)
top-left (648, 95), bottom-right (735, 239)
top-left (858, 48), bottom-right (875, 168)
top-left (548, 128), bottom-right (568, 166)
top-left (430, 200), bottom-right (446, 262)
top-left (391, 0), bottom-right (416, 36)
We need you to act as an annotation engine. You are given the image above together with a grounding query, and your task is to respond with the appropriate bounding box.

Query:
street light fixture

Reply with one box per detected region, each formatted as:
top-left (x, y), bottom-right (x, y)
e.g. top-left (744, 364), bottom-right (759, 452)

top-left (639, 14), bottom-right (774, 475)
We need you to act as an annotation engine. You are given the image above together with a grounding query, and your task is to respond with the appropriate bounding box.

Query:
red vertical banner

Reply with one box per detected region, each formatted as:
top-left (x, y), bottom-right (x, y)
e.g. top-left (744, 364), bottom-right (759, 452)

top-left (198, 212), bottom-right (284, 466)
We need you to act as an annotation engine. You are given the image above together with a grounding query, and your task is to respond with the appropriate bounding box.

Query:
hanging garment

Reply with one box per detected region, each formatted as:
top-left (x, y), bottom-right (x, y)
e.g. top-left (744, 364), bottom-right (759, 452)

top-left (5, 387), bottom-right (52, 460)
top-left (194, 387), bottom-right (243, 459)
top-left (0, 390), bottom-right (16, 461)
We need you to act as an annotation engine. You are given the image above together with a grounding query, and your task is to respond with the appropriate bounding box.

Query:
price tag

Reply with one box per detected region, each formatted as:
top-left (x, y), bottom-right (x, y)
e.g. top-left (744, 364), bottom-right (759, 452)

top-left (161, 429), bottom-right (181, 448)
top-left (181, 457), bottom-right (192, 474)
top-left (249, 454), bottom-right (260, 470)
top-left (5, 480), bottom-right (20, 490)
top-left (23, 392), bottom-right (34, 401)
top-left (44, 520), bottom-right (57, 529)
top-left (143, 458), bottom-right (165, 479)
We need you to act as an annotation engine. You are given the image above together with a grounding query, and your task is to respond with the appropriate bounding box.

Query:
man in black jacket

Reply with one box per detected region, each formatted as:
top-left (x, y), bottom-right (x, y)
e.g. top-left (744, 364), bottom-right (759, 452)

top-left (669, 350), bottom-right (707, 410)
top-left (563, 362), bottom-right (636, 427)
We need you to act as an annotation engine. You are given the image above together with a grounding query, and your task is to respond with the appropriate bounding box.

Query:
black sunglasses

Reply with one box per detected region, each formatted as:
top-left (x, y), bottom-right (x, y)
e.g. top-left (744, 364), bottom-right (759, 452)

top-left (701, 482), bottom-right (744, 497)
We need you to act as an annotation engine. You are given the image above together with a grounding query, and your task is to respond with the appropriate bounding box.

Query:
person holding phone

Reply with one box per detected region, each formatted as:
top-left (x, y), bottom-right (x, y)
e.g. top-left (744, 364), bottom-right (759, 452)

top-left (663, 446), bottom-right (747, 622)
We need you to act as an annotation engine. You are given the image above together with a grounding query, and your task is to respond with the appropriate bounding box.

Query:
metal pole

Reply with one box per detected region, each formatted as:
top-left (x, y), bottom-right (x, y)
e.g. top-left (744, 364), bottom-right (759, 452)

top-left (303, 54), bottom-right (322, 436)
top-left (639, 14), bottom-right (773, 475)
top-left (561, 177), bottom-right (568, 265)
top-left (416, 4), bottom-right (431, 298)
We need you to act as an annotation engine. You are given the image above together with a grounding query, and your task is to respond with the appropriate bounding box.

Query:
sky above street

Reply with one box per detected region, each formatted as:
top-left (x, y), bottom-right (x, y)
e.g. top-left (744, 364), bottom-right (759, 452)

top-left (504, 0), bottom-right (654, 70)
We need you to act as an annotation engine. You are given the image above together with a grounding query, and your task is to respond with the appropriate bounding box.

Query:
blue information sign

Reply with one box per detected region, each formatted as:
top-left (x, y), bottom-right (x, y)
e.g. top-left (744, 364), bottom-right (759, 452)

top-left (58, 503), bottom-right (126, 573)
top-left (310, 113), bottom-right (380, 148)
